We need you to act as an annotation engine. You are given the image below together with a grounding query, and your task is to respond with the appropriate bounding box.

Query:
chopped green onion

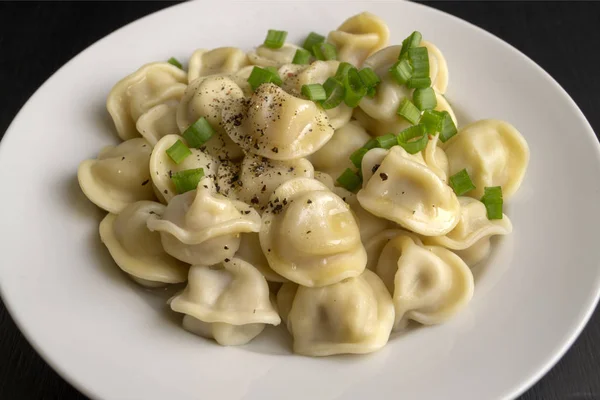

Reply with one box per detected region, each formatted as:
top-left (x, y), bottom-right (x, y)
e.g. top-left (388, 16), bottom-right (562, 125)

top-left (292, 48), bottom-right (311, 65)
top-left (247, 66), bottom-right (282, 91)
top-left (313, 43), bottom-right (337, 61)
top-left (399, 31), bottom-right (422, 60)
top-left (303, 32), bottom-right (326, 54)
top-left (264, 29), bottom-right (288, 49)
top-left (389, 60), bottom-right (413, 85)
top-left (481, 186), bottom-right (503, 220)
top-left (397, 125), bottom-right (428, 154)
top-left (449, 169), bottom-right (476, 196)
top-left (168, 57), bottom-right (183, 69)
top-left (408, 47), bottom-right (430, 78)
top-left (397, 98), bottom-right (421, 124)
top-left (320, 77), bottom-right (345, 109)
top-left (350, 148), bottom-right (370, 169)
top-left (413, 87), bottom-right (437, 110)
top-left (335, 62), bottom-right (354, 80)
top-left (343, 67), bottom-right (367, 107)
top-left (358, 67), bottom-right (380, 88)
top-left (166, 140), bottom-right (192, 164)
top-left (439, 111), bottom-right (458, 142)
top-left (336, 168), bottom-right (362, 192)
top-left (171, 168), bottom-right (205, 194)
top-left (183, 117), bottom-right (215, 148)
top-left (366, 87), bottom-right (377, 97)
top-left (420, 110), bottom-right (444, 133)
top-left (407, 76), bottom-right (432, 89)
top-left (376, 133), bottom-right (397, 149)
top-left (363, 138), bottom-right (379, 150)
top-left (301, 84), bottom-right (326, 101)
top-left (264, 66), bottom-right (278, 75)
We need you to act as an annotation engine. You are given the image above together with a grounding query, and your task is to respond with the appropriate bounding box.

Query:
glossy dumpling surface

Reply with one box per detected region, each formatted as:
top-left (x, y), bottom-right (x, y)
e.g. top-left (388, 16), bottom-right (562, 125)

top-left (136, 103), bottom-right (180, 146)
top-left (187, 47), bottom-right (249, 83)
top-left (248, 43), bottom-right (302, 67)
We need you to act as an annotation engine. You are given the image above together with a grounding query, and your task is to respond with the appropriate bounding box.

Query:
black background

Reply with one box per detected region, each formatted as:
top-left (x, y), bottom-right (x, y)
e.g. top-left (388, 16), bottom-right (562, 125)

top-left (0, 2), bottom-right (599, 399)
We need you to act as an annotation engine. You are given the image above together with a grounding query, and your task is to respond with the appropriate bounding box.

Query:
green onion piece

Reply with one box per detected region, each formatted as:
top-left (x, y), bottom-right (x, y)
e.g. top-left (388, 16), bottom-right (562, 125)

top-left (264, 29), bottom-right (288, 49)
top-left (166, 140), bottom-right (192, 164)
top-left (481, 186), bottom-right (503, 220)
top-left (335, 62), bottom-right (354, 80)
top-left (367, 86), bottom-right (377, 97)
top-left (292, 48), bottom-right (311, 65)
top-left (408, 47), bottom-right (430, 78)
top-left (376, 133), bottom-right (397, 149)
top-left (167, 57), bottom-right (183, 69)
top-left (320, 77), bottom-right (345, 109)
top-left (343, 67), bottom-right (367, 107)
top-left (358, 67), bottom-right (380, 88)
top-left (313, 43), bottom-right (337, 61)
top-left (397, 125), bottom-right (428, 154)
top-left (183, 117), bottom-right (215, 148)
top-left (397, 98), bottom-right (421, 124)
top-left (439, 111), bottom-right (458, 142)
top-left (303, 32), bottom-right (326, 54)
top-left (449, 169), bottom-right (476, 196)
top-left (301, 83), bottom-right (326, 101)
top-left (389, 60), bottom-right (413, 85)
top-left (399, 31), bottom-right (423, 59)
top-left (350, 148), bottom-right (370, 169)
top-left (413, 87), bottom-right (437, 110)
top-left (420, 110), bottom-right (444, 133)
top-left (247, 66), bottom-right (282, 91)
top-left (171, 168), bottom-right (205, 194)
top-left (336, 168), bottom-right (362, 192)
top-left (363, 138), bottom-right (379, 150)
top-left (407, 76), bottom-right (432, 89)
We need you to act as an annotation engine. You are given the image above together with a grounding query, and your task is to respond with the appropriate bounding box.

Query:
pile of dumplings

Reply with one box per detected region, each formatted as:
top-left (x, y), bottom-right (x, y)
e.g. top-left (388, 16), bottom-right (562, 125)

top-left (78, 12), bottom-right (529, 356)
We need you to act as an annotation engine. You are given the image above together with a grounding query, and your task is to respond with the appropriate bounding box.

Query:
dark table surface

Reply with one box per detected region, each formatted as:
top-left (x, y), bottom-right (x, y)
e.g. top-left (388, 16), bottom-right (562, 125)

top-left (1, 1), bottom-right (599, 399)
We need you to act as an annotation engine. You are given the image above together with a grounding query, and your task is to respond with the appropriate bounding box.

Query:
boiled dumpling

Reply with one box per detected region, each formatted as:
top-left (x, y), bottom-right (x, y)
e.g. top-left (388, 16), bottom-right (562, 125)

top-left (136, 103), bottom-right (180, 146)
top-left (237, 233), bottom-right (288, 282)
top-left (327, 12), bottom-right (390, 67)
top-left (176, 75), bottom-right (246, 160)
top-left (187, 47), bottom-right (250, 83)
top-left (107, 62), bottom-right (187, 140)
top-left (357, 146), bottom-right (460, 236)
top-left (147, 177), bottom-right (261, 265)
top-left (364, 229), bottom-right (422, 272)
top-left (149, 134), bottom-right (218, 203)
top-left (423, 133), bottom-right (450, 183)
top-left (248, 43), bottom-right (303, 67)
top-left (216, 153), bottom-right (314, 211)
top-left (443, 119), bottom-right (530, 199)
top-left (99, 201), bottom-right (189, 287)
top-left (423, 196), bottom-right (513, 266)
top-left (309, 121), bottom-right (371, 179)
top-left (78, 138), bottom-right (155, 213)
top-left (222, 84), bottom-right (334, 160)
top-left (374, 235), bottom-right (474, 329)
top-left (276, 282), bottom-right (298, 326)
top-left (286, 270), bottom-right (394, 356)
top-left (170, 259), bottom-right (281, 346)
top-left (259, 178), bottom-right (366, 287)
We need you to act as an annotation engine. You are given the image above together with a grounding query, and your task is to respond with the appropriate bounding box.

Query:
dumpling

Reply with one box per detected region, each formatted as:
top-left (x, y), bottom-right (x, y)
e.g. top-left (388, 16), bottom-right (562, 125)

top-left (216, 153), bottom-right (314, 211)
top-left (248, 43), bottom-right (303, 68)
top-left (327, 12), bottom-right (390, 67)
top-left (237, 233), bottom-right (288, 282)
top-left (423, 133), bottom-right (450, 183)
top-left (99, 201), bottom-right (189, 287)
top-left (149, 134), bottom-right (218, 203)
top-left (313, 171), bottom-right (389, 243)
top-left (374, 235), bottom-right (474, 329)
top-left (357, 146), bottom-right (460, 236)
top-left (443, 119), bottom-right (530, 199)
top-left (309, 121), bottom-right (371, 179)
top-left (78, 138), bottom-right (155, 213)
top-left (136, 103), bottom-right (180, 146)
top-left (364, 229), bottom-right (422, 272)
top-left (259, 178), bottom-right (366, 287)
top-left (176, 75), bottom-right (246, 161)
top-left (286, 270), bottom-right (394, 356)
top-left (187, 47), bottom-right (250, 83)
top-left (169, 259), bottom-right (281, 346)
top-left (107, 62), bottom-right (187, 140)
top-left (222, 84), bottom-right (334, 160)
top-left (423, 196), bottom-right (513, 266)
top-left (280, 60), bottom-right (352, 129)
top-left (276, 282), bottom-right (298, 326)
top-left (147, 177), bottom-right (261, 265)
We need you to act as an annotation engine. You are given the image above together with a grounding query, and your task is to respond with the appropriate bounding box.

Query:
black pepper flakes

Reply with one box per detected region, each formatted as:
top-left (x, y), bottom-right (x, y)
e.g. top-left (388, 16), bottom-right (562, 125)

top-left (141, 179), bottom-right (149, 186)
top-left (371, 164), bottom-right (380, 174)
top-left (250, 196), bottom-right (259, 204)
top-left (307, 199), bottom-right (312, 204)
top-left (379, 173), bottom-right (388, 181)
top-left (271, 147), bottom-right (279, 153)
top-left (224, 258), bottom-right (230, 262)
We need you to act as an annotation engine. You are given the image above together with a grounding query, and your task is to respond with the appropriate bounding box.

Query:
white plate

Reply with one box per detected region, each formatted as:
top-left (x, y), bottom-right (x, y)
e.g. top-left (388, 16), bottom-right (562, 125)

top-left (1, 1), bottom-right (599, 399)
